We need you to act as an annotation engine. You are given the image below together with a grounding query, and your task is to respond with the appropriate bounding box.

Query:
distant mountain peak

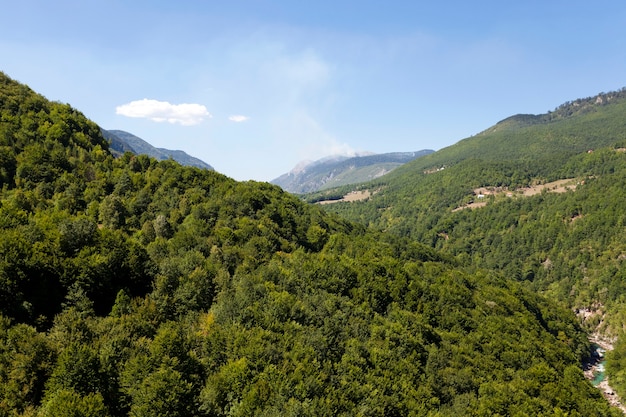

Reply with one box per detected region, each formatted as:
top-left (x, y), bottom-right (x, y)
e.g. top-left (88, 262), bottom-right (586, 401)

top-left (289, 160), bottom-right (315, 175)
top-left (102, 129), bottom-right (213, 170)
top-left (272, 150), bottom-right (434, 193)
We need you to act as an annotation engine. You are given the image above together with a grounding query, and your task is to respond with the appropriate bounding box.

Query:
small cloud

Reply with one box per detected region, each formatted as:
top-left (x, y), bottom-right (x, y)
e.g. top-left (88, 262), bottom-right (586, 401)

top-left (228, 115), bottom-right (249, 123)
top-left (116, 99), bottom-right (211, 126)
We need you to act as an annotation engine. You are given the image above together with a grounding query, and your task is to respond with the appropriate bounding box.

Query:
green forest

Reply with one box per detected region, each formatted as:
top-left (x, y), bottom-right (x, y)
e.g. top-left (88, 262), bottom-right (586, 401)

top-left (0, 71), bottom-right (624, 416)
top-left (322, 89), bottom-right (626, 411)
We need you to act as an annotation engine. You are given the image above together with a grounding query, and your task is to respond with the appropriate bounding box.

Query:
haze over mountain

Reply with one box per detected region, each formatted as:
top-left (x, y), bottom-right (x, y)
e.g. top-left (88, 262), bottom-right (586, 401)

top-left (102, 129), bottom-right (214, 170)
top-left (272, 150), bottom-right (433, 193)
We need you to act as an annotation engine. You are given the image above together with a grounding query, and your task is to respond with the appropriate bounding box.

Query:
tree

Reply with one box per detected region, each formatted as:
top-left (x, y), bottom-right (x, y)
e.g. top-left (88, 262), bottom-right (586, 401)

top-left (0, 320), bottom-right (54, 415)
top-left (98, 195), bottom-right (126, 229)
top-left (37, 389), bottom-right (110, 417)
top-left (126, 364), bottom-right (197, 417)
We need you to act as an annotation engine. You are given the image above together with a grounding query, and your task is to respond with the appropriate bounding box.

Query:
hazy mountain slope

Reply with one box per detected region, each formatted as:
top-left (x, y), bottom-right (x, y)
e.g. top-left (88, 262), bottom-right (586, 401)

top-left (0, 72), bottom-right (619, 415)
top-left (272, 150), bottom-right (433, 193)
top-left (104, 129), bottom-right (214, 169)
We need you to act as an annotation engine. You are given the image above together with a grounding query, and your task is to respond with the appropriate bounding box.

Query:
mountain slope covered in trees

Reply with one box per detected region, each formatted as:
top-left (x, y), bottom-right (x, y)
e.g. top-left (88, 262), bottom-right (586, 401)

top-left (0, 73), bottom-right (620, 415)
top-left (320, 87), bottom-right (626, 403)
top-left (319, 88), bottom-right (626, 236)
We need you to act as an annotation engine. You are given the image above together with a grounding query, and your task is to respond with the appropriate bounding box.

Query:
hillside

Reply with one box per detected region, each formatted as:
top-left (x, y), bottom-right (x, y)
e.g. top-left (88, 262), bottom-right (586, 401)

top-left (394, 89), bottom-right (626, 178)
top-left (320, 88), bottom-right (626, 402)
top-left (103, 129), bottom-right (214, 170)
top-left (320, 89), bottom-right (626, 223)
top-left (272, 150), bottom-right (433, 193)
top-left (0, 72), bottom-right (620, 415)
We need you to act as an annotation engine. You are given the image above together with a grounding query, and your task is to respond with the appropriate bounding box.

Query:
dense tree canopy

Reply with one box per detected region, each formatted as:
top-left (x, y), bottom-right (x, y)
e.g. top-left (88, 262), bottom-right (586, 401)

top-left (0, 72), bottom-right (622, 415)
top-left (320, 88), bottom-right (626, 405)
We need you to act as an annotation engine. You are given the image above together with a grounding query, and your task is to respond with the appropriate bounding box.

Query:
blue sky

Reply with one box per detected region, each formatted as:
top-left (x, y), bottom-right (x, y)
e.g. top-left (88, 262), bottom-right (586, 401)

top-left (2, 1), bottom-right (626, 181)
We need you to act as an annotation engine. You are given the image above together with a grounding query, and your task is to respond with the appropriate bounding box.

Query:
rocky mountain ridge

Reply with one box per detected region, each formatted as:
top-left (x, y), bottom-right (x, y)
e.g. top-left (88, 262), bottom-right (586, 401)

top-left (272, 150), bottom-right (433, 193)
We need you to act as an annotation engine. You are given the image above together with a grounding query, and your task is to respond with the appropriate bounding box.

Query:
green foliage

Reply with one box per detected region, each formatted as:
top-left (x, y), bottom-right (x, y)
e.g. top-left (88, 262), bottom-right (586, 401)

top-left (314, 88), bottom-right (626, 408)
top-left (44, 342), bottom-right (105, 397)
top-left (324, 89), bottom-right (626, 242)
top-left (0, 318), bottom-right (55, 415)
top-left (0, 71), bottom-right (620, 415)
top-left (38, 390), bottom-right (110, 417)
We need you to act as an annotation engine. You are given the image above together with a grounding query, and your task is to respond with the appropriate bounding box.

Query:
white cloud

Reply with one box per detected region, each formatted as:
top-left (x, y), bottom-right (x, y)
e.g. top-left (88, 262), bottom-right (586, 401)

top-left (228, 115), bottom-right (249, 122)
top-left (116, 99), bottom-right (211, 126)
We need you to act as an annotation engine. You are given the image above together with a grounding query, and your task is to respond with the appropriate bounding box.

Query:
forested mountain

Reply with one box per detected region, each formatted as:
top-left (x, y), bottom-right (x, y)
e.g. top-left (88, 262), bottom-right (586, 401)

top-left (0, 73), bottom-right (620, 415)
top-left (321, 88), bottom-right (626, 403)
top-left (102, 129), bottom-right (214, 170)
top-left (272, 150), bottom-right (433, 194)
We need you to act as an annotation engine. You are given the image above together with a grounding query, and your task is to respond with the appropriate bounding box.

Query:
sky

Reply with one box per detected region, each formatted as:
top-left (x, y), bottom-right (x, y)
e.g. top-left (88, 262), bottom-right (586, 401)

top-left (1, 1), bottom-right (626, 181)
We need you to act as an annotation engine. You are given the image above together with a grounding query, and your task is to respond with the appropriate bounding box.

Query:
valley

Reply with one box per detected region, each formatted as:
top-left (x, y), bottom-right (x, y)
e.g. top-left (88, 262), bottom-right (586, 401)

top-left (583, 309), bottom-right (626, 413)
top-left (2, 71), bottom-right (626, 415)
top-left (321, 89), bottom-right (626, 414)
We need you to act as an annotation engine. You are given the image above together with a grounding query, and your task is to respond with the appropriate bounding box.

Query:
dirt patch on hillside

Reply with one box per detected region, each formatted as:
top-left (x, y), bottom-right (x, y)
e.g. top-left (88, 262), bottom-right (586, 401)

top-left (454, 179), bottom-right (581, 211)
top-left (452, 201), bottom-right (487, 212)
top-left (518, 178), bottom-right (579, 196)
top-left (318, 190), bottom-right (371, 205)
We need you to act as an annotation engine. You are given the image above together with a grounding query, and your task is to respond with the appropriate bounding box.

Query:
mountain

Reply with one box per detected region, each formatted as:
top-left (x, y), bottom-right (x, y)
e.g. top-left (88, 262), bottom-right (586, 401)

top-left (101, 129), bottom-right (135, 155)
top-left (320, 88), bottom-right (626, 402)
top-left (272, 150), bottom-right (433, 193)
top-left (391, 88), bottom-right (626, 179)
top-left (319, 88), bottom-right (626, 226)
top-left (0, 72), bottom-right (618, 415)
top-left (103, 129), bottom-right (214, 170)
